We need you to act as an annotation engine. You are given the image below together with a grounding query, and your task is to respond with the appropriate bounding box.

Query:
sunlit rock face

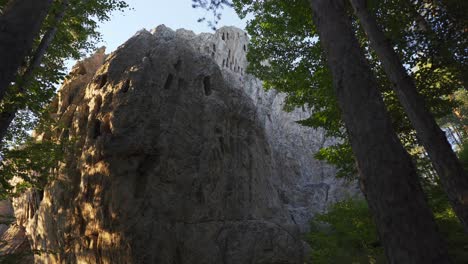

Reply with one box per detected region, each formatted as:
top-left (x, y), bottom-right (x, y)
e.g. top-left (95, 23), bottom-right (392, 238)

top-left (22, 26), bottom-right (357, 264)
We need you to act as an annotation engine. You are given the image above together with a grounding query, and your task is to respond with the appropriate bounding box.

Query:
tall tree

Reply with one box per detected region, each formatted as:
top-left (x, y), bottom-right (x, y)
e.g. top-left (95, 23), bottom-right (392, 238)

top-left (0, 0), bottom-right (69, 143)
top-left (0, 0), bottom-right (53, 103)
top-left (0, 0), bottom-right (128, 148)
top-left (0, 0), bottom-right (128, 197)
top-left (307, 0), bottom-right (451, 262)
top-left (349, 0), bottom-right (468, 231)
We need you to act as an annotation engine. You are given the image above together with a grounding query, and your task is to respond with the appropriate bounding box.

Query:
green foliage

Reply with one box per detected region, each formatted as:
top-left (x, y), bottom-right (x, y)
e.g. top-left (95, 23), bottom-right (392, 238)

top-left (423, 181), bottom-right (468, 263)
top-left (458, 141), bottom-right (468, 171)
top-left (232, 0), bottom-right (357, 176)
top-left (313, 142), bottom-right (356, 179)
top-left (307, 199), bottom-right (386, 264)
top-left (230, 0), bottom-right (463, 178)
top-left (0, 137), bottom-right (66, 199)
top-left (307, 195), bottom-right (468, 263)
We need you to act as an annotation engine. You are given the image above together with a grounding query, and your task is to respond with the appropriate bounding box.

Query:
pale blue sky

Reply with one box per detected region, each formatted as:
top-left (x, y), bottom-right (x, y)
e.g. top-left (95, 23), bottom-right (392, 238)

top-left (97, 0), bottom-right (247, 53)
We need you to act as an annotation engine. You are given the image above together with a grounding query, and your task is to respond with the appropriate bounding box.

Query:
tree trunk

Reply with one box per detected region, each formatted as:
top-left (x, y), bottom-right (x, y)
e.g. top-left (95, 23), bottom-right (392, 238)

top-left (350, 0), bottom-right (468, 232)
top-left (0, 0), bottom-right (53, 104)
top-left (308, 0), bottom-right (452, 263)
top-left (22, 0), bottom-right (69, 85)
top-left (0, 0), bottom-right (69, 145)
top-left (0, 110), bottom-right (15, 146)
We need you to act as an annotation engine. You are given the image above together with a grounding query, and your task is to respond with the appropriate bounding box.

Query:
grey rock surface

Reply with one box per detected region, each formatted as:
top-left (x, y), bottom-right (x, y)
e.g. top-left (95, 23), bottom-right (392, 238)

top-left (20, 26), bottom-right (357, 264)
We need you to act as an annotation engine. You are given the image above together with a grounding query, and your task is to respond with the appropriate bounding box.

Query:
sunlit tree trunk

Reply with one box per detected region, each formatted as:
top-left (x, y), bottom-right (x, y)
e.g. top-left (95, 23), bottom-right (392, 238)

top-left (350, 0), bottom-right (468, 232)
top-left (0, 0), bottom-right (53, 104)
top-left (308, 0), bottom-right (452, 262)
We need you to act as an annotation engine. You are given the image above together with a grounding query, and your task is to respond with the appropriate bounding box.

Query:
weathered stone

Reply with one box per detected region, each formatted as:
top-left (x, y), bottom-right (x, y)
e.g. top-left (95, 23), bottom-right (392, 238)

top-left (0, 199), bottom-right (34, 263)
top-left (17, 26), bottom-right (357, 264)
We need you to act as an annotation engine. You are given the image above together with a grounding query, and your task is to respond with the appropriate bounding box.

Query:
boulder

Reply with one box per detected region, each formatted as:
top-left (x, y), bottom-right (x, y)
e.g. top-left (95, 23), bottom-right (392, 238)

top-left (21, 26), bottom-right (357, 264)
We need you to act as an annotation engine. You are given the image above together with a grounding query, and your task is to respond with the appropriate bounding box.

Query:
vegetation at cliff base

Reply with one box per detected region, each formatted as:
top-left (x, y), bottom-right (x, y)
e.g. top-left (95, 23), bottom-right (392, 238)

top-left (308, 194), bottom-right (468, 263)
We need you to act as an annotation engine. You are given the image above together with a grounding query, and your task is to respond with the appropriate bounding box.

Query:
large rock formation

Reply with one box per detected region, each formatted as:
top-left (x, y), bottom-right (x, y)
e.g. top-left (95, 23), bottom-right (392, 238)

top-left (19, 26), bottom-right (357, 263)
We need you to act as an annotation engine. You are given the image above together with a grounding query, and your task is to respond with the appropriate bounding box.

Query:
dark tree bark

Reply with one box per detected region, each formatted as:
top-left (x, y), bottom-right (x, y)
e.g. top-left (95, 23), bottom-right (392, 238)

top-left (0, 110), bottom-right (15, 144)
top-left (350, 0), bottom-right (468, 232)
top-left (0, 0), bottom-right (69, 145)
top-left (308, 0), bottom-right (452, 263)
top-left (0, 0), bottom-right (53, 104)
top-left (22, 0), bottom-right (69, 85)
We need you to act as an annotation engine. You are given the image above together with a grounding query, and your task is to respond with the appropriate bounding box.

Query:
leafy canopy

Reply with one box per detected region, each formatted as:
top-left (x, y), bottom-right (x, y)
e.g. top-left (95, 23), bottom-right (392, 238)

top-left (228, 0), bottom-right (463, 178)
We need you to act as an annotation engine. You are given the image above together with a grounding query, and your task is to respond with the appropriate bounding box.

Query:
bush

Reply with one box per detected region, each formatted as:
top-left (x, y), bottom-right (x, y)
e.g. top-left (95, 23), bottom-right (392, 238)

top-left (307, 196), bottom-right (468, 263)
top-left (307, 199), bottom-right (386, 263)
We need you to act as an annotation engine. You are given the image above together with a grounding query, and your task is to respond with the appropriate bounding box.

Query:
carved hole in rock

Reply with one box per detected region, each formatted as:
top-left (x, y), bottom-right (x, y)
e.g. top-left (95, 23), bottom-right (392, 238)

top-left (102, 116), bottom-right (112, 135)
top-left (178, 78), bottom-right (186, 89)
top-left (243, 45), bottom-right (246, 51)
top-left (222, 32), bottom-right (225, 40)
top-left (174, 59), bottom-right (182, 71)
top-left (67, 94), bottom-right (74, 106)
top-left (80, 105), bottom-right (90, 130)
top-left (94, 95), bottom-right (102, 113)
top-left (38, 190), bottom-right (44, 203)
top-left (92, 119), bottom-right (101, 139)
top-left (227, 33), bottom-right (229, 39)
top-left (164, 74), bottom-right (174, 90)
top-left (226, 57), bottom-right (229, 67)
top-left (96, 73), bottom-right (108, 89)
top-left (211, 52), bottom-right (215, 58)
top-left (228, 49), bottom-right (231, 57)
top-left (222, 59), bottom-right (225, 67)
top-left (196, 184), bottom-right (204, 203)
top-left (121, 79), bottom-right (130, 93)
top-left (203, 76), bottom-right (212, 96)
top-left (219, 136), bottom-right (225, 153)
top-left (213, 44), bottom-right (216, 51)
top-left (135, 155), bottom-right (159, 198)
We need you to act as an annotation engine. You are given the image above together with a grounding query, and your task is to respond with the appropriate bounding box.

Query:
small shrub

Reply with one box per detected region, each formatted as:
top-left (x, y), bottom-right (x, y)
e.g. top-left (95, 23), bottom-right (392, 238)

top-left (307, 199), bottom-right (386, 264)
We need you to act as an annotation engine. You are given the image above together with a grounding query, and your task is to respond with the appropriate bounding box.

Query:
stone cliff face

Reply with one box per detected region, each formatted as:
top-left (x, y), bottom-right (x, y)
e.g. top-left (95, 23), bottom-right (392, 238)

top-left (19, 26), bottom-right (357, 263)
